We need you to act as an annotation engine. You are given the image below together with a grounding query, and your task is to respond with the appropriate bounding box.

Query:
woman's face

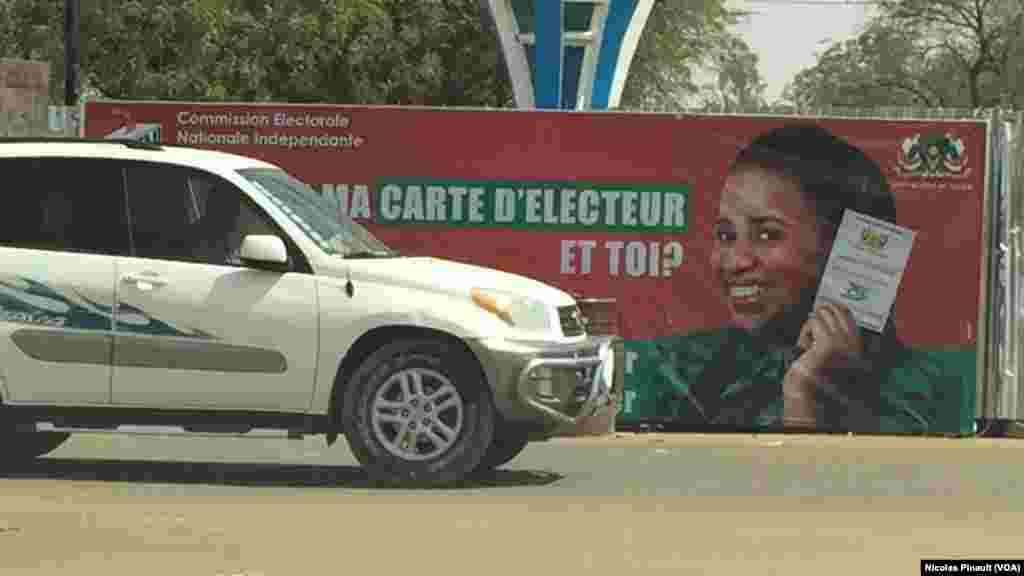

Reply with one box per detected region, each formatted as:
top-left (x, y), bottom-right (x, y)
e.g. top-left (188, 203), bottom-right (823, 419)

top-left (711, 165), bottom-right (832, 332)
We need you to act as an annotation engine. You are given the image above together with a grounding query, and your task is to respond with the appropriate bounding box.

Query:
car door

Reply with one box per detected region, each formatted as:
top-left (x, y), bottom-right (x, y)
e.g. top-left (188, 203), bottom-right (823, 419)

top-left (111, 162), bottom-right (319, 412)
top-left (0, 157), bottom-right (130, 405)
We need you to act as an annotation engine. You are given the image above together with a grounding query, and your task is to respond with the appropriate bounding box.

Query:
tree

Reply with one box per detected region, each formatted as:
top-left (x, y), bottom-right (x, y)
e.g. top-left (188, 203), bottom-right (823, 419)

top-left (785, 0), bottom-right (1024, 110)
top-left (1, 0), bottom-right (513, 106)
top-left (81, 1), bottom-right (224, 101)
top-left (0, 0), bottom-right (66, 102)
top-left (620, 0), bottom-right (767, 112)
top-left (695, 35), bottom-right (767, 112)
top-left (1, 0), bottom-right (757, 111)
top-left (783, 20), bottom-right (935, 109)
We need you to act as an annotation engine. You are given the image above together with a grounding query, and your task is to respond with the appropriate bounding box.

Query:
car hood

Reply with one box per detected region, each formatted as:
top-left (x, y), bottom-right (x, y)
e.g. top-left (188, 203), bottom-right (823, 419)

top-left (323, 256), bottom-right (577, 306)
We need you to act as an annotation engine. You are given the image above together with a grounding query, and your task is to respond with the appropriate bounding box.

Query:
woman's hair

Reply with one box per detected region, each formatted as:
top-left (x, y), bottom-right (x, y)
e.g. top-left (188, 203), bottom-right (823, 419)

top-left (729, 123), bottom-right (897, 229)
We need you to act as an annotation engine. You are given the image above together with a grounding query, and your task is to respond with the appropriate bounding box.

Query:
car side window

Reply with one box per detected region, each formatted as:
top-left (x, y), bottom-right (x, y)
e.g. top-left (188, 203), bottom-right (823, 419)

top-left (124, 162), bottom-right (195, 262)
top-left (0, 158), bottom-right (131, 256)
top-left (125, 162), bottom-right (301, 269)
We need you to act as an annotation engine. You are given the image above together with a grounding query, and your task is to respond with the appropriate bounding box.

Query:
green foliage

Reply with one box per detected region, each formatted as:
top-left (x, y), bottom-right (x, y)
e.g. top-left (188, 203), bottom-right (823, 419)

top-left (0, 0), bottom-right (514, 106)
top-left (0, 0), bottom-right (65, 101)
top-left (620, 0), bottom-right (767, 112)
top-left (1, 0), bottom-right (763, 111)
top-left (695, 35), bottom-right (767, 113)
top-left (785, 0), bottom-right (1024, 110)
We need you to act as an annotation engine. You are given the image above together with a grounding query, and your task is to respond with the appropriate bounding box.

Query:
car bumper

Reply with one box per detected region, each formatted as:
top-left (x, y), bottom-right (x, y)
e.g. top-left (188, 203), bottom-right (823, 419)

top-left (466, 335), bottom-right (622, 428)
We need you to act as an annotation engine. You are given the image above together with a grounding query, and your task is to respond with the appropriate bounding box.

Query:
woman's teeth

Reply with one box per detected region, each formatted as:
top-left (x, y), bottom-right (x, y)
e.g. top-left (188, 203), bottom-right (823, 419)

top-left (730, 285), bottom-right (761, 298)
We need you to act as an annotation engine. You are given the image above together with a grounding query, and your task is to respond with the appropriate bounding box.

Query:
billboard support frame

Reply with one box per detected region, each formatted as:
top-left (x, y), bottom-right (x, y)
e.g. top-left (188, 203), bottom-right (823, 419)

top-left (977, 109), bottom-right (998, 424)
top-left (1015, 111), bottom-right (1024, 420)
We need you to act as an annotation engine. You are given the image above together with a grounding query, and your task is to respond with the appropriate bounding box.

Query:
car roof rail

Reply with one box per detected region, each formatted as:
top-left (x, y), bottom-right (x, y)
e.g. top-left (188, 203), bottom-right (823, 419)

top-left (0, 137), bottom-right (164, 151)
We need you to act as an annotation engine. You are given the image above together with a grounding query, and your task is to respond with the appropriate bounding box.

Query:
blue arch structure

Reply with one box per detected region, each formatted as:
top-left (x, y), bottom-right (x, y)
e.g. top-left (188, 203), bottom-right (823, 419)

top-left (482, 0), bottom-right (655, 110)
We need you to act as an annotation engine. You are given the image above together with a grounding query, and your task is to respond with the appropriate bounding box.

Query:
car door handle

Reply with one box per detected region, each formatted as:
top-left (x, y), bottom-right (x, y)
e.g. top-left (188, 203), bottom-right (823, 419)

top-left (121, 272), bottom-right (169, 291)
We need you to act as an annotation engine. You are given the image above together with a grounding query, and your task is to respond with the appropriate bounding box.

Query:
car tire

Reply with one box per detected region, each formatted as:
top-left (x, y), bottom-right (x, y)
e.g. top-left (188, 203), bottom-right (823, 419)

top-left (342, 338), bottom-right (494, 486)
top-left (474, 420), bottom-right (531, 473)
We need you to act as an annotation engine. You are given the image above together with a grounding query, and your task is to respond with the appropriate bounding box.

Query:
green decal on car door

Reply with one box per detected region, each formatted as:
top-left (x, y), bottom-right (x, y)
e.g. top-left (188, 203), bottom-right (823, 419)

top-left (2, 276), bottom-right (287, 373)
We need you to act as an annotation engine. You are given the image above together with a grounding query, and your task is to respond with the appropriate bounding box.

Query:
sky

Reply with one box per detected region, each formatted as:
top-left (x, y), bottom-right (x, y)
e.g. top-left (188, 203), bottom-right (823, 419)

top-left (726, 0), bottom-right (877, 102)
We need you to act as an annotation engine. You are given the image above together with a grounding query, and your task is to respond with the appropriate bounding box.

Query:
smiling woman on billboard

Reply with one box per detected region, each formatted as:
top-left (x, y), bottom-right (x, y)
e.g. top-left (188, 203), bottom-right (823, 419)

top-left (649, 123), bottom-right (959, 433)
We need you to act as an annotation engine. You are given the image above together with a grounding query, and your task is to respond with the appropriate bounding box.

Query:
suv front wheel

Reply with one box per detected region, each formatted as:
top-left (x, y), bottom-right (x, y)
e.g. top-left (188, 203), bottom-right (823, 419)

top-left (474, 419), bottom-right (532, 474)
top-left (342, 339), bottom-right (494, 485)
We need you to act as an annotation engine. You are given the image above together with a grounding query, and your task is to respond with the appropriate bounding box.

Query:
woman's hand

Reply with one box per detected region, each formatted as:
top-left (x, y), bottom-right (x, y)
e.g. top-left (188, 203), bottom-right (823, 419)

top-left (795, 302), bottom-right (864, 379)
top-left (782, 302), bottom-right (864, 427)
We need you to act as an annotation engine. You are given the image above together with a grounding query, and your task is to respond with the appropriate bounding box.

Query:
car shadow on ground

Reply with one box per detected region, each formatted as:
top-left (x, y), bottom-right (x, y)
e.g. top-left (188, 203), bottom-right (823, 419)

top-left (0, 458), bottom-right (564, 490)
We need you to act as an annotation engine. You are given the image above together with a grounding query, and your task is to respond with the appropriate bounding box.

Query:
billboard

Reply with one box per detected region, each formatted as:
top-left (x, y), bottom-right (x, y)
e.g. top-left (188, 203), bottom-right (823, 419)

top-left (85, 101), bottom-right (987, 435)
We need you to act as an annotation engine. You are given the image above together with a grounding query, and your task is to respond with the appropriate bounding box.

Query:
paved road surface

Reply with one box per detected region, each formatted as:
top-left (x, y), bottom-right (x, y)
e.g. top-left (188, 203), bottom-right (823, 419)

top-left (1, 431), bottom-right (1022, 575)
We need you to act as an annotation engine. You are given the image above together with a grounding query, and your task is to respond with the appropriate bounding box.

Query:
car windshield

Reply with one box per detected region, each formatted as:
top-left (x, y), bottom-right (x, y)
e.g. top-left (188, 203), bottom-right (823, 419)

top-left (238, 168), bottom-right (396, 257)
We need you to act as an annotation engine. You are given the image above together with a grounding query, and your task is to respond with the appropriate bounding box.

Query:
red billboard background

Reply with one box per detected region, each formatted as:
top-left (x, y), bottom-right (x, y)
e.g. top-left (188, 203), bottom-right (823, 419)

top-left (84, 101), bottom-right (986, 349)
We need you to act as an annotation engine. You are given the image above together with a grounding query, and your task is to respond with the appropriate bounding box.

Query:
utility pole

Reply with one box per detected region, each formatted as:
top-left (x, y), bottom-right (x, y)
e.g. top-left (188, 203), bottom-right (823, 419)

top-left (64, 0), bottom-right (80, 106)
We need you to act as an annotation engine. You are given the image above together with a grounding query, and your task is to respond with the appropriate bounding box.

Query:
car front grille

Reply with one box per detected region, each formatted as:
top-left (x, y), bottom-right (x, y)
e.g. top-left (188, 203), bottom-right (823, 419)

top-left (558, 305), bottom-right (586, 337)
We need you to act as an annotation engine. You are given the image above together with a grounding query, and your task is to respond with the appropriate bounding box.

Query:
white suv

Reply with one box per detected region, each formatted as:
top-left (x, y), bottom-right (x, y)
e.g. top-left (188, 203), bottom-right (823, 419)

top-left (0, 138), bottom-right (619, 484)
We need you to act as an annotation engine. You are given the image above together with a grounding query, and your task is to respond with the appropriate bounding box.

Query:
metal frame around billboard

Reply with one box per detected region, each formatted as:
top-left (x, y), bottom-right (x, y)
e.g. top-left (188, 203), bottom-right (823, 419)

top-left (1007, 111), bottom-right (1024, 421)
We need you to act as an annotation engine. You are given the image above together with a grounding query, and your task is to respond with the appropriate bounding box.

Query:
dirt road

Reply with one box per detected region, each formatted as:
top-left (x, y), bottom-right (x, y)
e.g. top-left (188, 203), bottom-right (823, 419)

top-left (1, 432), bottom-right (1021, 575)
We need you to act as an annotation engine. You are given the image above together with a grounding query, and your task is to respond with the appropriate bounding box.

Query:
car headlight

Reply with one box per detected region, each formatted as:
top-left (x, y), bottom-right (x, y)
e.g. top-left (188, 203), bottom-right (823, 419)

top-left (470, 288), bottom-right (553, 333)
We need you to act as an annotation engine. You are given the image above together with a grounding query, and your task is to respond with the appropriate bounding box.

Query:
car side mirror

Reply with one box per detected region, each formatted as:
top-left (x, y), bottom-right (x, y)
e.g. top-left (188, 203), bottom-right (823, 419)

top-left (239, 235), bottom-right (289, 270)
